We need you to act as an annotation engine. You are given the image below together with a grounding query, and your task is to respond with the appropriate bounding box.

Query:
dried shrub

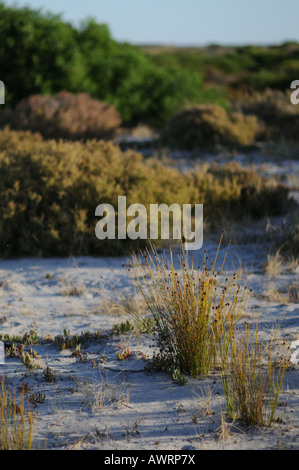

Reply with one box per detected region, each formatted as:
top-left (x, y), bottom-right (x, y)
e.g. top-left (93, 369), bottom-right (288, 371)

top-left (0, 91), bottom-right (121, 140)
top-left (160, 104), bottom-right (259, 150)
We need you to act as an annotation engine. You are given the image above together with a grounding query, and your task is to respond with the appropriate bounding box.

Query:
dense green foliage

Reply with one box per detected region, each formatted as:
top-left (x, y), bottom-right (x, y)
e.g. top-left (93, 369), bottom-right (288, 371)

top-left (0, 4), bottom-right (202, 126)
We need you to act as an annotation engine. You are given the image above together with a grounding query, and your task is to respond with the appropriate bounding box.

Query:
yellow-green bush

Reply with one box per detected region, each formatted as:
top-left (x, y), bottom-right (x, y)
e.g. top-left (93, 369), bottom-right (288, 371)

top-left (0, 129), bottom-right (291, 258)
top-left (160, 104), bottom-right (259, 150)
top-left (195, 161), bottom-right (290, 222)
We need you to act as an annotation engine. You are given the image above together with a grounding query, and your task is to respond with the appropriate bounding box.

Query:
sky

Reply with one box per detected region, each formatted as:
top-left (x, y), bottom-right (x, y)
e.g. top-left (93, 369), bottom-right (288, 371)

top-left (2, 0), bottom-right (299, 46)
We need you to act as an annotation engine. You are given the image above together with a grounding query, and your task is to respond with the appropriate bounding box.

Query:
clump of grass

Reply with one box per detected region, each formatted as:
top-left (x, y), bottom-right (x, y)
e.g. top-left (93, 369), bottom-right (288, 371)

top-left (122, 234), bottom-right (250, 378)
top-left (0, 377), bottom-right (34, 450)
top-left (60, 278), bottom-right (86, 296)
top-left (220, 314), bottom-right (290, 427)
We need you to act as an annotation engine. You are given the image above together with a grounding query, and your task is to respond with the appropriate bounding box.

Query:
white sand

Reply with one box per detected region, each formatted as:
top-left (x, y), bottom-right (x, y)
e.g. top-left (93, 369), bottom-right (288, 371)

top-left (0, 236), bottom-right (298, 450)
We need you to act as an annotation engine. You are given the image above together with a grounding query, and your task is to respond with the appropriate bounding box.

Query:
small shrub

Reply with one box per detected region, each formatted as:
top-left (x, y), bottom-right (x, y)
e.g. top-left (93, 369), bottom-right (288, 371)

top-left (113, 320), bottom-right (135, 335)
top-left (194, 161), bottom-right (290, 223)
top-left (4, 343), bottom-right (40, 371)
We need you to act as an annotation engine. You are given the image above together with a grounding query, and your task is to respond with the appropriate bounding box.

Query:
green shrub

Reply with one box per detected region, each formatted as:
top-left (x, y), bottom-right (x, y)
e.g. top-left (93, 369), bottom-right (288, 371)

top-left (161, 104), bottom-right (259, 150)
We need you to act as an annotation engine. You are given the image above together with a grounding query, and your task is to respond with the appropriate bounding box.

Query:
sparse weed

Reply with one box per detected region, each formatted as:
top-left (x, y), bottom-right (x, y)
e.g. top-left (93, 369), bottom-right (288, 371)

top-left (115, 346), bottom-right (131, 361)
top-left (43, 366), bottom-right (56, 383)
top-left (54, 329), bottom-right (100, 351)
top-left (28, 392), bottom-right (46, 406)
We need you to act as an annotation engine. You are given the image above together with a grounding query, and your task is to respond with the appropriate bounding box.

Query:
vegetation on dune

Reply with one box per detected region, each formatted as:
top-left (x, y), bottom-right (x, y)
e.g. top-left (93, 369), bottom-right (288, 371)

top-left (0, 4), bottom-right (203, 127)
top-left (0, 129), bottom-right (291, 258)
top-left (1, 4), bottom-right (299, 134)
top-left (160, 104), bottom-right (259, 149)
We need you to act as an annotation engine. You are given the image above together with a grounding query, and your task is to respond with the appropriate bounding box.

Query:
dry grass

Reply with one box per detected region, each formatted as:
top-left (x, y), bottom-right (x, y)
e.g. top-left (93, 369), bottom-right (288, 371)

top-left (263, 284), bottom-right (299, 304)
top-left (60, 277), bottom-right (86, 297)
top-left (263, 252), bottom-right (284, 278)
top-left (0, 377), bottom-right (34, 450)
top-left (220, 314), bottom-right (290, 427)
top-left (77, 379), bottom-right (130, 413)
